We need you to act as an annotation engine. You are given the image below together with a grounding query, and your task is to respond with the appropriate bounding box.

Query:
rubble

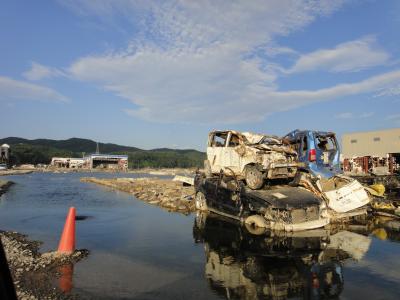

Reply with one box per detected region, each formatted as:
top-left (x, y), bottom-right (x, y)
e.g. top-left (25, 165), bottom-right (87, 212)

top-left (0, 231), bottom-right (88, 300)
top-left (81, 177), bottom-right (196, 214)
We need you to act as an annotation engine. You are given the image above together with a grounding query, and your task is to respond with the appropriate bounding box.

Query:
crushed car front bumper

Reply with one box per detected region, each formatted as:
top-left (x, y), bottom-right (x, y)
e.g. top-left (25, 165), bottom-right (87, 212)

top-left (270, 217), bottom-right (330, 232)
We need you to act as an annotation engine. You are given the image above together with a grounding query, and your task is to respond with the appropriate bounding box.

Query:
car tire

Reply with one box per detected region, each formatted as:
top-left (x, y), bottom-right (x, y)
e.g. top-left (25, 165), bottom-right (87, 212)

top-left (245, 165), bottom-right (264, 190)
top-left (204, 160), bottom-right (212, 178)
top-left (195, 191), bottom-right (208, 211)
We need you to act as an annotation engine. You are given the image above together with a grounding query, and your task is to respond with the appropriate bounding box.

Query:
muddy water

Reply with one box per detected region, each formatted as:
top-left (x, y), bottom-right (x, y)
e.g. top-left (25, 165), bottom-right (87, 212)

top-left (1, 172), bottom-right (400, 299)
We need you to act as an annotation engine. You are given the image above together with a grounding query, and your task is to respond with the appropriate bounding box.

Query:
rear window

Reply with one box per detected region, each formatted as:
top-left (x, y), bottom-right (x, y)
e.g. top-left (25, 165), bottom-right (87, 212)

top-left (315, 135), bottom-right (337, 151)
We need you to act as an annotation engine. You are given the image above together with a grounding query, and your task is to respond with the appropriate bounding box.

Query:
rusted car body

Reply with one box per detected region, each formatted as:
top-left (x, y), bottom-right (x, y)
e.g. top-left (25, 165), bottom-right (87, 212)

top-left (194, 173), bottom-right (329, 232)
top-left (206, 130), bottom-right (298, 189)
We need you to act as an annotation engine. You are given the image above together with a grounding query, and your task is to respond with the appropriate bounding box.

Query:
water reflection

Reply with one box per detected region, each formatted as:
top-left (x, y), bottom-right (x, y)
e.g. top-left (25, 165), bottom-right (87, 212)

top-left (193, 213), bottom-right (378, 300)
top-left (58, 263), bottom-right (74, 293)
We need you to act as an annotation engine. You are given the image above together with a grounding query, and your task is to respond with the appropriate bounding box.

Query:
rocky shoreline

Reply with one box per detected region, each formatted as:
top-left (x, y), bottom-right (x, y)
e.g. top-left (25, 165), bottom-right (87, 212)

top-left (81, 177), bottom-right (196, 214)
top-left (1, 231), bottom-right (88, 300)
top-left (0, 179), bottom-right (14, 196)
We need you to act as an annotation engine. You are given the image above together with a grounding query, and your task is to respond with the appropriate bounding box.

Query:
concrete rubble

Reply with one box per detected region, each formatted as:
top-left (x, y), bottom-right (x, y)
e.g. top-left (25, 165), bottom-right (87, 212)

top-left (0, 231), bottom-right (88, 300)
top-left (81, 177), bottom-right (196, 214)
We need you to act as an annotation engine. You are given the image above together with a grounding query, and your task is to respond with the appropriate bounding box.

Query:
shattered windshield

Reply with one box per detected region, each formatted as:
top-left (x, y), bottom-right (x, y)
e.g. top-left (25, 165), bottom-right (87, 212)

top-left (315, 135), bottom-right (337, 151)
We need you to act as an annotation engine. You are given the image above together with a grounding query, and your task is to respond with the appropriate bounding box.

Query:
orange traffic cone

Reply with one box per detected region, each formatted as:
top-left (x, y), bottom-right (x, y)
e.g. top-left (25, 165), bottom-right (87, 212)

top-left (58, 207), bottom-right (76, 254)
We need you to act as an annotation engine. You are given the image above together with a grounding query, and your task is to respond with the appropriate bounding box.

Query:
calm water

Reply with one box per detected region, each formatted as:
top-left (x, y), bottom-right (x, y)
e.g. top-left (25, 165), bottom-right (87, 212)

top-left (1, 172), bottom-right (400, 299)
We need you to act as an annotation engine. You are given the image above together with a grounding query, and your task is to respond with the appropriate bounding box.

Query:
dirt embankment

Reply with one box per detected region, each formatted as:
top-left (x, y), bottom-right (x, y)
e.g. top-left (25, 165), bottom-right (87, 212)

top-left (1, 231), bottom-right (88, 300)
top-left (81, 177), bottom-right (196, 214)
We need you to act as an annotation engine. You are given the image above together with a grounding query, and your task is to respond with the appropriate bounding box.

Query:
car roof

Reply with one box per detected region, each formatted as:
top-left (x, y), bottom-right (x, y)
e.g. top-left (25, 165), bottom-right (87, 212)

top-left (284, 129), bottom-right (336, 140)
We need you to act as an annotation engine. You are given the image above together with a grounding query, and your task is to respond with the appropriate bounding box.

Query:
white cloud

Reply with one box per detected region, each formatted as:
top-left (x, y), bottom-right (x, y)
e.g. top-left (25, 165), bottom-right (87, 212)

top-left (23, 62), bottom-right (64, 81)
top-left (287, 36), bottom-right (390, 74)
top-left (63, 0), bottom-right (356, 123)
top-left (374, 85), bottom-right (400, 97)
top-left (70, 40), bottom-right (400, 123)
top-left (0, 76), bottom-right (68, 102)
top-left (60, 1), bottom-right (399, 123)
top-left (335, 112), bottom-right (353, 119)
top-left (334, 112), bottom-right (374, 119)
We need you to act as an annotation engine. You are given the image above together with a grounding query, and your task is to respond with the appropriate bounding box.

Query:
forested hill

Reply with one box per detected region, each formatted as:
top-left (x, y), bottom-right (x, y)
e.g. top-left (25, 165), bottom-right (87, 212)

top-left (0, 137), bottom-right (205, 168)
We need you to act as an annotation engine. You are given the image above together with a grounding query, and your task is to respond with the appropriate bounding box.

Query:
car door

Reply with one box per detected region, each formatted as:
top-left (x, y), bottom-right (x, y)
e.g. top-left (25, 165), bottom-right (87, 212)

top-left (224, 132), bottom-right (241, 174)
top-left (207, 132), bottom-right (228, 173)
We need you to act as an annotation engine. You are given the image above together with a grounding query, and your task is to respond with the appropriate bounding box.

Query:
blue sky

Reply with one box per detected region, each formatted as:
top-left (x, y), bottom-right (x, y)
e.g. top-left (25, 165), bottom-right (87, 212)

top-left (1, 0), bottom-right (399, 150)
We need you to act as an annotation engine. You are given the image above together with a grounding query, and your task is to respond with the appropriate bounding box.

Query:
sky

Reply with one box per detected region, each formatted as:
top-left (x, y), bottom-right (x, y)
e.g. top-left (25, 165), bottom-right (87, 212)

top-left (1, 0), bottom-right (399, 151)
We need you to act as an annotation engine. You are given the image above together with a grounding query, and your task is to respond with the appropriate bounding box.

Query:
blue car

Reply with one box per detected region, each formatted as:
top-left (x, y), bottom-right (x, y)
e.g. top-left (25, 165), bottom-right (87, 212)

top-left (283, 130), bottom-right (341, 178)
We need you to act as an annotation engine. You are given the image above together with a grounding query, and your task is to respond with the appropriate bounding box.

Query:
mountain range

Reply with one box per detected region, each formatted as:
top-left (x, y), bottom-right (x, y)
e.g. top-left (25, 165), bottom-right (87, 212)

top-left (0, 137), bottom-right (205, 168)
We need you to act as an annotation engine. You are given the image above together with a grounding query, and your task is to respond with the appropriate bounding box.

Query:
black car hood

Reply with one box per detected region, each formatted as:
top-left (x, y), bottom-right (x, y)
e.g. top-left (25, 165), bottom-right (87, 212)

top-left (244, 186), bottom-right (322, 209)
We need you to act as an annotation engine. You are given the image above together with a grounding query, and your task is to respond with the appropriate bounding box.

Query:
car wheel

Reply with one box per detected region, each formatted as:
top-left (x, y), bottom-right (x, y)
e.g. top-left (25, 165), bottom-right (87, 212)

top-left (245, 165), bottom-right (264, 190)
top-left (195, 191), bottom-right (208, 211)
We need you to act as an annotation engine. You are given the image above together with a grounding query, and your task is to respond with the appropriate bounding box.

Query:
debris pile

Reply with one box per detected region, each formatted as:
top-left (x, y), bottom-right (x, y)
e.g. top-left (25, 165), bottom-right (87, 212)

top-left (0, 231), bottom-right (88, 300)
top-left (81, 177), bottom-right (196, 214)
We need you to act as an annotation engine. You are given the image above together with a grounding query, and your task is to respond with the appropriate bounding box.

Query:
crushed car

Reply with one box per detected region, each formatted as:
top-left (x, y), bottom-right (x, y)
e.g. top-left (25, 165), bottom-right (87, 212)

top-left (283, 129), bottom-right (341, 178)
top-left (194, 172), bottom-right (329, 232)
top-left (206, 130), bottom-right (299, 189)
top-left (282, 130), bottom-right (377, 219)
top-left (292, 172), bottom-right (371, 220)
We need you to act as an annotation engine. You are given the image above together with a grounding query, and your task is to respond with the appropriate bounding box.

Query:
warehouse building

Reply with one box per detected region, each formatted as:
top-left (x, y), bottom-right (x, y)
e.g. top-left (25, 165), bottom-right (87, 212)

top-left (50, 157), bottom-right (85, 168)
top-left (342, 128), bottom-right (400, 175)
top-left (85, 154), bottom-right (128, 170)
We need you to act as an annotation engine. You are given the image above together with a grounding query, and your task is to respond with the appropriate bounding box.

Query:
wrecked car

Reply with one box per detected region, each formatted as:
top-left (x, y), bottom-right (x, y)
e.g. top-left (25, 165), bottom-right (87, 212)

top-left (206, 130), bottom-right (298, 189)
top-left (283, 129), bottom-right (341, 178)
top-left (293, 172), bottom-right (371, 220)
top-left (194, 172), bottom-right (329, 232)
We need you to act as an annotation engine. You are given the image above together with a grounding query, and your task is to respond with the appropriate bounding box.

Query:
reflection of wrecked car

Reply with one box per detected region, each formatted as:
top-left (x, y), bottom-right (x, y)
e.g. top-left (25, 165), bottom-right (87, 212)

top-left (193, 214), bottom-right (370, 300)
top-left (206, 130), bottom-right (298, 189)
top-left (283, 130), bottom-right (341, 178)
top-left (194, 173), bottom-right (329, 232)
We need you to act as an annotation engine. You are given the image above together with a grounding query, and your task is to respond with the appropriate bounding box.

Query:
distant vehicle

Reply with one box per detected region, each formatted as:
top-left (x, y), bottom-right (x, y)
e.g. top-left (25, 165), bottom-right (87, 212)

top-left (206, 130), bottom-right (299, 189)
top-left (194, 173), bottom-right (329, 232)
top-left (283, 130), bottom-right (341, 178)
top-left (0, 163), bottom-right (7, 170)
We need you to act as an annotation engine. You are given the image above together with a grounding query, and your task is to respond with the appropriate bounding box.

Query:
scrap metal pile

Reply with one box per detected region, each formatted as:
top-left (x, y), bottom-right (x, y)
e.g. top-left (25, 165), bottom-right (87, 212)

top-left (195, 129), bottom-right (399, 232)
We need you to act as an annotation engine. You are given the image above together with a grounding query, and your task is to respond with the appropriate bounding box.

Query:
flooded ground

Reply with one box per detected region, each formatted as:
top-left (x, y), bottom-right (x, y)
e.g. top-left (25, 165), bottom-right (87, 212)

top-left (1, 172), bottom-right (400, 299)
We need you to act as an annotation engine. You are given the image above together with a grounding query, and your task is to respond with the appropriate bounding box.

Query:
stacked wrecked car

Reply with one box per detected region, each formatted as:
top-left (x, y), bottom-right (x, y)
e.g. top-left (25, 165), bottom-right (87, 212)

top-left (195, 129), bottom-right (388, 233)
